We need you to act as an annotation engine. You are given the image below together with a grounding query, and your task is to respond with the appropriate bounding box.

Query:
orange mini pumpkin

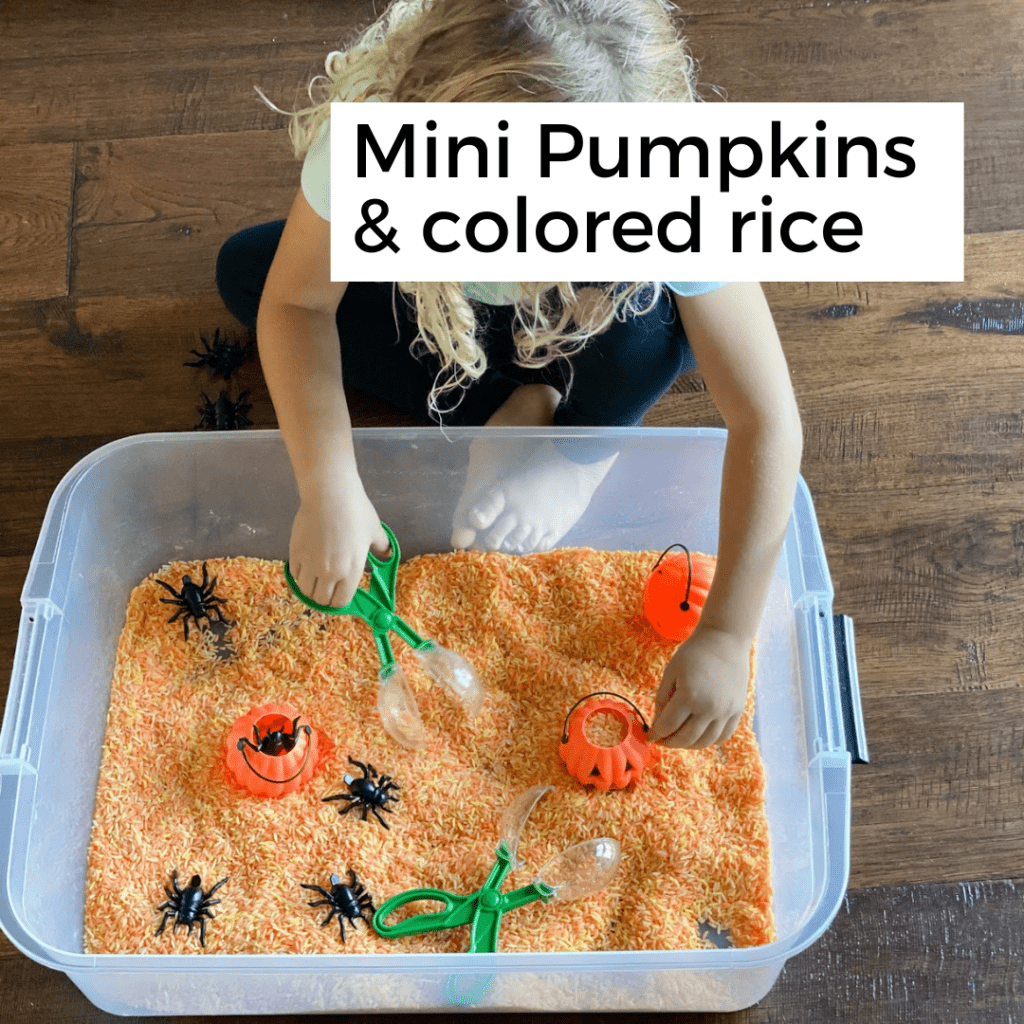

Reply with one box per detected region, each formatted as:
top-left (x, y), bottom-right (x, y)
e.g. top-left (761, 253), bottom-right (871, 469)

top-left (643, 544), bottom-right (713, 643)
top-left (225, 702), bottom-right (320, 798)
top-left (558, 692), bottom-right (659, 792)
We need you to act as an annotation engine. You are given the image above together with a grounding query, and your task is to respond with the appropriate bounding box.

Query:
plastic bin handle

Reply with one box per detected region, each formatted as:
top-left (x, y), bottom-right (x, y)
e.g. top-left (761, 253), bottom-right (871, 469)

top-left (0, 609), bottom-right (46, 777)
top-left (832, 615), bottom-right (868, 764)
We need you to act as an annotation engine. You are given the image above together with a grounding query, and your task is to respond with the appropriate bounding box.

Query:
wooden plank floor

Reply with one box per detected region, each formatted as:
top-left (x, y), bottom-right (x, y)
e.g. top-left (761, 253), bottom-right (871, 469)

top-left (1, 1), bottom-right (1022, 1020)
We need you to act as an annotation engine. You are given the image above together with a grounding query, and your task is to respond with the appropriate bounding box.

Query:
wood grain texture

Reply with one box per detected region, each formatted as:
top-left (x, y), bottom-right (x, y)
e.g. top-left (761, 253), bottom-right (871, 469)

top-left (764, 879), bottom-right (1024, 1023)
top-left (0, 143), bottom-right (73, 302)
top-left (72, 132), bottom-right (298, 297)
top-left (0, 297), bottom-right (271, 439)
top-left (852, 689), bottom-right (1024, 888)
top-left (0, 1), bottom-right (379, 142)
top-left (686, 0), bottom-right (1024, 235)
top-left (1, 0), bottom-right (1020, 237)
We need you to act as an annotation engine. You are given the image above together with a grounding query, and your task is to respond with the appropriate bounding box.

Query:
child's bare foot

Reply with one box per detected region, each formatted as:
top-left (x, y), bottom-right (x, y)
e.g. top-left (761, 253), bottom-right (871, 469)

top-left (451, 433), bottom-right (532, 549)
top-left (452, 438), bottom-right (618, 552)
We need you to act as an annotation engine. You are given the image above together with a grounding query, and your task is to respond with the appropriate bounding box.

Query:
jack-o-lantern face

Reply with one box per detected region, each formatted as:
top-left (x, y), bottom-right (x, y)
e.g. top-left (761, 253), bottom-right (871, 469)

top-left (558, 693), bottom-right (659, 791)
top-left (643, 544), bottom-right (712, 643)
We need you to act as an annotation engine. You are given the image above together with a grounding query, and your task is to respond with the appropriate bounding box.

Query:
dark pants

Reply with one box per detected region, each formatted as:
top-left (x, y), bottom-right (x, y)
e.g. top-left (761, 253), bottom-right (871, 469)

top-left (216, 221), bottom-right (696, 461)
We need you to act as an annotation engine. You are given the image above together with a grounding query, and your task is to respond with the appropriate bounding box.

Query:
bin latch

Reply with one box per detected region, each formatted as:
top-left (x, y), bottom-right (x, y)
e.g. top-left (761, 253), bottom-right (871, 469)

top-left (833, 614), bottom-right (868, 764)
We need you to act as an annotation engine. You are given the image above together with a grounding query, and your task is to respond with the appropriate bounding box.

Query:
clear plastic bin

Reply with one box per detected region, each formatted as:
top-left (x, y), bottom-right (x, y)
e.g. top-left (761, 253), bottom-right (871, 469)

top-left (0, 427), bottom-right (857, 1014)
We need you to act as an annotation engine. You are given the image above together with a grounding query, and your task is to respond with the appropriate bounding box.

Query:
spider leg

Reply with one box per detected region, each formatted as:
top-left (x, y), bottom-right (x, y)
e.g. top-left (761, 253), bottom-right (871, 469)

top-left (205, 877), bottom-right (229, 899)
top-left (306, 898), bottom-right (331, 908)
top-left (155, 579), bottom-right (182, 598)
top-left (163, 606), bottom-right (186, 620)
top-left (321, 792), bottom-right (356, 804)
top-left (199, 917), bottom-right (207, 947)
top-left (170, 872), bottom-right (183, 896)
top-left (321, 907), bottom-right (338, 928)
top-left (200, 563), bottom-right (211, 591)
top-left (237, 734), bottom-right (261, 754)
top-left (347, 756), bottom-right (370, 775)
top-left (371, 806), bottom-right (392, 830)
top-left (182, 618), bottom-right (190, 641)
top-left (301, 884), bottom-right (332, 900)
top-left (155, 909), bottom-right (177, 936)
top-left (337, 916), bottom-right (347, 942)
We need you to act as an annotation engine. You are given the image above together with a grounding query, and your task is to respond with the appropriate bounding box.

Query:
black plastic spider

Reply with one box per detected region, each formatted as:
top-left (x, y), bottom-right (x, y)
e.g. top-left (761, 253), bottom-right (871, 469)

top-left (155, 871), bottom-right (228, 948)
top-left (195, 389), bottom-right (252, 430)
top-left (155, 561), bottom-right (230, 640)
top-left (237, 715), bottom-right (311, 757)
top-left (322, 756), bottom-right (400, 829)
top-left (184, 329), bottom-right (254, 380)
top-left (301, 869), bottom-right (375, 942)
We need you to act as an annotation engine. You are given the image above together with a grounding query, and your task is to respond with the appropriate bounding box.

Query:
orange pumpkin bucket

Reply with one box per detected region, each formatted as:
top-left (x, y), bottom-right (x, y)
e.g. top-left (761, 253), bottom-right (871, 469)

top-left (643, 543), bottom-right (713, 643)
top-left (558, 692), bottom-right (659, 792)
top-left (225, 702), bottom-right (321, 798)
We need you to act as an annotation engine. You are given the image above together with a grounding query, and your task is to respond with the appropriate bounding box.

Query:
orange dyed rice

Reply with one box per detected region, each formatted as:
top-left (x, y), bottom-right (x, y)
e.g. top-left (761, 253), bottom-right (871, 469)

top-left (83, 550), bottom-right (773, 955)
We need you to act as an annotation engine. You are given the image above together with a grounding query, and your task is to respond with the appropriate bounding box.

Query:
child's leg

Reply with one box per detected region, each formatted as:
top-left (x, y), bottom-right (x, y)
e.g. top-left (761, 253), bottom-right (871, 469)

top-left (551, 283), bottom-right (694, 438)
top-left (216, 221), bottom-right (287, 331)
top-left (216, 225), bottom-right (523, 423)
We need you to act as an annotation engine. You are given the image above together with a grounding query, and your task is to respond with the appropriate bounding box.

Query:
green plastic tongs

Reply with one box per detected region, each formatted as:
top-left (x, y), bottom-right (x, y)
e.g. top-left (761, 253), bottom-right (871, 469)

top-left (373, 784), bottom-right (622, 953)
top-left (283, 522), bottom-right (485, 750)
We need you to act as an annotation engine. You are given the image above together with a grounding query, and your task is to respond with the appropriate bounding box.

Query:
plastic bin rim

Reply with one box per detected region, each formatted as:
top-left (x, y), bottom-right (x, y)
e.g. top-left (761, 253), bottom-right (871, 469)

top-left (2, 920), bottom-right (821, 973)
top-left (24, 425), bottom-right (737, 604)
top-left (55, 425), bottom-right (734, 452)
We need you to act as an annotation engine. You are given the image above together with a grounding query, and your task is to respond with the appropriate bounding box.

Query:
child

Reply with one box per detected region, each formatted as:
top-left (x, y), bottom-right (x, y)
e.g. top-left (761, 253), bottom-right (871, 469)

top-left (216, 0), bottom-right (804, 750)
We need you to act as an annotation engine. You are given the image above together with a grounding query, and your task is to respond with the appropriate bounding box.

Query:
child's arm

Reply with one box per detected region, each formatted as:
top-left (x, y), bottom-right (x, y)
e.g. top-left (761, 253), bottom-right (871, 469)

top-left (648, 282), bottom-right (803, 748)
top-left (257, 189), bottom-right (391, 607)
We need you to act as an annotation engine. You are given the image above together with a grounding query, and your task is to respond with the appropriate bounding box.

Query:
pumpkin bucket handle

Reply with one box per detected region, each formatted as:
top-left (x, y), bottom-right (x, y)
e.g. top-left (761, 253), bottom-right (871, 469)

top-left (560, 691), bottom-right (650, 743)
top-left (237, 727), bottom-right (313, 785)
top-left (650, 543), bottom-right (693, 611)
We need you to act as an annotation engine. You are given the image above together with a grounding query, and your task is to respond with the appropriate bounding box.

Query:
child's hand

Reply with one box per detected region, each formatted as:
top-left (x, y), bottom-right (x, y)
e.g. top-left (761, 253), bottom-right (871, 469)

top-left (288, 480), bottom-right (390, 608)
top-left (648, 626), bottom-right (751, 749)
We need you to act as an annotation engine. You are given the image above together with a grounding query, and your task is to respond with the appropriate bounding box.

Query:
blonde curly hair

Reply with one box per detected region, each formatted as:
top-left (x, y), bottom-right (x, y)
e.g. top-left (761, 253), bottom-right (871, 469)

top-left (261, 0), bottom-right (697, 420)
